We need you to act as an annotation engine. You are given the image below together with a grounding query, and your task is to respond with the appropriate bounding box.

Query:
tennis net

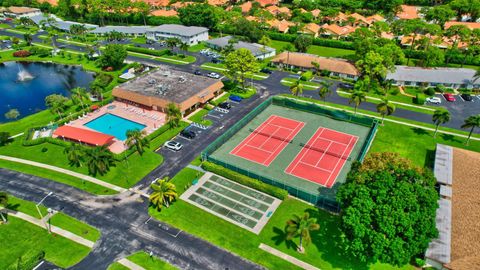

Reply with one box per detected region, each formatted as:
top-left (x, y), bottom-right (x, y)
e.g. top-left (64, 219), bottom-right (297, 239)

top-left (249, 128), bottom-right (294, 143)
top-left (299, 143), bottom-right (352, 160)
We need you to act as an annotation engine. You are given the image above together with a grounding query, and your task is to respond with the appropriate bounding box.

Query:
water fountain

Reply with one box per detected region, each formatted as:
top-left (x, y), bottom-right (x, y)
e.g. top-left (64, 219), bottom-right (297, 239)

top-left (17, 65), bottom-right (34, 82)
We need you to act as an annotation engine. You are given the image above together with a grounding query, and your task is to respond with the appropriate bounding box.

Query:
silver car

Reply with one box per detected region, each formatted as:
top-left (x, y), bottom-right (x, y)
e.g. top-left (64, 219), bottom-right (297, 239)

top-left (164, 140), bottom-right (183, 151)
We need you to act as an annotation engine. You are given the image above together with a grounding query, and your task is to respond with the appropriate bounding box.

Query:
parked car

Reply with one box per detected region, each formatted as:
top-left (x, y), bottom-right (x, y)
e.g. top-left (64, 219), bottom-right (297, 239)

top-left (207, 72), bottom-right (221, 79)
top-left (229, 95), bottom-right (242, 102)
top-left (426, 97), bottom-right (442, 104)
top-left (180, 129), bottom-right (196, 139)
top-left (461, 93), bottom-right (473, 101)
top-left (443, 93), bottom-right (456, 102)
top-left (218, 102), bottom-right (231, 109)
top-left (339, 82), bottom-right (354, 89)
top-left (164, 140), bottom-right (183, 151)
top-left (194, 70), bottom-right (202, 75)
top-left (260, 68), bottom-right (273, 74)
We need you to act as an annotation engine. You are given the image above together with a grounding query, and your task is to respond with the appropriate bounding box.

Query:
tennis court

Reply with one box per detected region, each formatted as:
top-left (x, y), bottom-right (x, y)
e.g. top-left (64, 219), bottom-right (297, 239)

top-left (285, 127), bottom-right (358, 188)
top-left (230, 115), bottom-right (304, 166)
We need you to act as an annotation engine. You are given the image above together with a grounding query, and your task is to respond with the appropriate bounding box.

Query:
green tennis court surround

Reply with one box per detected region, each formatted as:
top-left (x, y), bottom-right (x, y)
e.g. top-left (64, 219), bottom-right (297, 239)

top-left (202, 96), bottom-right (378, 212)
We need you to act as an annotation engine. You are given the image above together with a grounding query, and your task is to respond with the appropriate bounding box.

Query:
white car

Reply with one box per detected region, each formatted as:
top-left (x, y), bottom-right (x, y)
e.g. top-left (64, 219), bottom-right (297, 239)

top-left (207, 72), bottom-right (221, 79)
top-left (164, 140), bottom-right (183, 151)
top-left (426, 97), bottom-right (442, 104)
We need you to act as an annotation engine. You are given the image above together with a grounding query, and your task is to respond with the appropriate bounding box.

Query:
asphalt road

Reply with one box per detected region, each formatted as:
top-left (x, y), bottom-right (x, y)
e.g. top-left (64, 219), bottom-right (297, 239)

top-left (0, 168), bottom-right (264, 270)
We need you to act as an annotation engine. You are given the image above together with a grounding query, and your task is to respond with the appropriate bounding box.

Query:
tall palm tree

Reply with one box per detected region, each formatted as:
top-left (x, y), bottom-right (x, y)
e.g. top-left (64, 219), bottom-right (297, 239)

top-left (180, 42), bottom-right (189, 56)
top-left (84, 146), bottom-right (115, 176)
top-left (166, 103), bottom-right (182, 129)
top-left (290, 79), bottom-right (304, 96)
top-left (432, 109), bottom-right (451, 138)
top-left (166, 38), bottom-right (180, 54)
top-left (150, 177), bottom-right (178, 211)
top-left (0, 191), bottom-right (8, 223)
top-left (285, 212), bottom-right (320, 253)
top-left (461, 114), bottom-right (480, 145)
top-left (349, 91), bottom-right (367, 114)
top-left (70, 87), bottom-right (88, 109)
top-left (125, 129), bottom-right (149, 155)
top-left (64, 143), bottom-right (84, 167)
top-left (23, 33), bottom-right (32, 46)
top-left (318, 81), bottom-right (332, 103)
top-left (376, 98), bottom-right (396, 124)
top-left (473, 69), bottom-right (480, 84)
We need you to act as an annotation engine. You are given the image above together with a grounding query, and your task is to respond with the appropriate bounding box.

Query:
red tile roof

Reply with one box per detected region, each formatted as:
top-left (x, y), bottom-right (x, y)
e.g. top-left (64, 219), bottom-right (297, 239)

top-left (150, 9), bottom-right (178, 16)
top-left (396, 5), bottom-right (419, 20)
top-left (54, 126), bottom-right (115, 146)
top-left (445, 21), bottom-right (480, 30)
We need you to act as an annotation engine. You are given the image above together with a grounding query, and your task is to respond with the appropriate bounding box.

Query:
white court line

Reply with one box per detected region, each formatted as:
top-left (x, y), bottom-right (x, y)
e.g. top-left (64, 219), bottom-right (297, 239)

top-left (324, 136), bottom-right (355, 187)
top-left (298, 161), bottom-right (333, 173)
top-left (285, 127), bottom-right (325, 174)
top-left (261, 120), bottom-right (305, 166)
top-left (230, 116), bottom-right (276, 156)
top-left (257, 125), bottom-right (281, 149)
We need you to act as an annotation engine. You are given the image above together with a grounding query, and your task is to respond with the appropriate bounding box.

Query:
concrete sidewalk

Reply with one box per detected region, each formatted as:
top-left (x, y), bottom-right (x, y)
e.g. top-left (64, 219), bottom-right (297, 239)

top-left (259, 243), bottom-right (320, 270)
top-left (0, 155), bottom-right (126, 192)
top-left (7, 210), bottom-right (95, 248)
top-left (118, 258), bottom-right (145, 270)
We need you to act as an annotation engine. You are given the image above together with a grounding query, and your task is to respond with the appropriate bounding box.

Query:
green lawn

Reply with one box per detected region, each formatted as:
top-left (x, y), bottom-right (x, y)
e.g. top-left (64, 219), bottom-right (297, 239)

top-left (200, 63), bottom-right (268, 80)
top-left (127, 251), bottom-right (178, 270)
top-left (210, 92), bottom-right (231, 106)
top-left (281, 77), bottom-right (320, 90)
top-left (188, 43), bottom-right (207, 52)
top-left (49, 213), bottom-right (101, 242)
top-left (188, 109), bottom-right (213, 126)
top-left (158, 54), bottom-right (196, 64)
top-left (307, 45), bottom-right (355, 59)
top-left (130, 36), bottom-right (147, 44)
top-left (270, 40), bottom-right (295, 52)
top-left (0, 23), bottom-right (11, 29)
top-left (229, 87), bottom-right (257, 99)
top-left (7, 196), bottom-right (48, 218)
top-left (0, 217), bottom-right (91, 269)
top-left (108, 263), bottom-right (130, 270)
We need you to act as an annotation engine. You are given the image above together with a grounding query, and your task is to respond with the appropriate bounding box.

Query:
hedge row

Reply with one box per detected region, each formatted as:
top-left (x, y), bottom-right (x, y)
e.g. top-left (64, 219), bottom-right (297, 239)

top-left (404, 49), bottom-right (480, 66)
top-left (6, 251), bottom-right (45, 270)
top-left (126, 46), bottom-right (169, 57)
top-left (266, 31), bottom-right (355, 50)
top-left (201, 161), bottom-right (288, 200)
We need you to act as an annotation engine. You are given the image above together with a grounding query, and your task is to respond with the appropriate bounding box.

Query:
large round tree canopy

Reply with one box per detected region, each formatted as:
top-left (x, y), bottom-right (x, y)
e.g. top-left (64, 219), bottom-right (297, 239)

top-left (337, 152), bottom-right (439, 266)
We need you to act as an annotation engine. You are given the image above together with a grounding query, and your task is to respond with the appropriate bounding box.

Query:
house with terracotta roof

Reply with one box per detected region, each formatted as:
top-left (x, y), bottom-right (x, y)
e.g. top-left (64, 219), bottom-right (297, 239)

top-left (395, 5), bottom-right (420, 20)
top-left (37, 0), bottom-right (58, 6)
top-left (150, 9), bottom-right (178, 17)
top-left (141, 0), bottom-right (170, 7)
top-left (170, 1), bottom-right (195, 10)
top-left (445, 21), bottom-right (480, 30)
top-left (239, 1), bottom-right (253, 14)
top-left (266, 19), bottom-right (294, 33)
top-left (320, 23), bottom-right (357, 38)
top-left (245, 16), bottom-right (259, 22)
top-left (311, 9), bottom-right (321, 19)
top-left (348, 13), bottom-right (370, 26)
top-left (400, 34), bottom-right (468, 49)
top-left (265, 5), bottom-right (291, 17)
top-left (271, 52), bottom-right (360, 80)
top-left (254, 0), bottom-right (278, 7)
top-left (4, 6), bottom-right (41, 18)
top-left (299, 23), bottom-right (320, 37)
top-left (328, 12), bottom-right (349, 24)
top-left (366, 14), bottom-right (385, 24)
top-left (208, 0), bottom-right (228, 6)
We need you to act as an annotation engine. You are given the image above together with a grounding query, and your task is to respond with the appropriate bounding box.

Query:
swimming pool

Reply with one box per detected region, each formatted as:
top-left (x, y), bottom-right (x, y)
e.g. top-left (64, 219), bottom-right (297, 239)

top-left (84, 113), bottom-right (146, 140)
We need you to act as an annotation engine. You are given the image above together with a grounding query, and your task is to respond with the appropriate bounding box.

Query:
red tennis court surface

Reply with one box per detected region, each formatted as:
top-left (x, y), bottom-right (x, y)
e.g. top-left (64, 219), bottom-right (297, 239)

top-left (230, 115), bottom-right (304, 166)
top-left (285, 128), bottom-right (358, 188)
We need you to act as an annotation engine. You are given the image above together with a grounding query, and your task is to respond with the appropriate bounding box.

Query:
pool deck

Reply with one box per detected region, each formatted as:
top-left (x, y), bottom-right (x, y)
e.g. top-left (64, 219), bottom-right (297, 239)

top-left (65, 101), bottom-right (166, 153)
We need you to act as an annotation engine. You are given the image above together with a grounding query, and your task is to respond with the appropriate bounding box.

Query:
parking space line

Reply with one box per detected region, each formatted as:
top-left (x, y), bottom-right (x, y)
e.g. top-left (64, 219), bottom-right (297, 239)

top-left (458, 95), bottom-right (465, 102)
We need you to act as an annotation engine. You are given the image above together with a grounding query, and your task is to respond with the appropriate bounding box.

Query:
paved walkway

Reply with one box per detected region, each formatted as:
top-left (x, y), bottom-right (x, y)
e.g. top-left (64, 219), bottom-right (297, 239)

top-left (186, 164), bottom-right (206, 173)
top-left (0, 155), bottom-right (126, 192)
top-left (117, 258), bottom-right (145, 270)
top-left (259, 243), bottom-right (320, 270)
top-left (7, 210), bottom-right (95, 248)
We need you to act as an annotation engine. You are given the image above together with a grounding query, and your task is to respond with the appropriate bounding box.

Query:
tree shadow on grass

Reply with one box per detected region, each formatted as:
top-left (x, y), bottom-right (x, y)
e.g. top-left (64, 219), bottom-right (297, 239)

top-left (270, 226), bottom-right (297, 250)
top-left (439, 133), bottom-right (462, 143)
top-left (411, 127), bottom-right (429, 136)
top-left (305, 208), bottom-right (369, 270)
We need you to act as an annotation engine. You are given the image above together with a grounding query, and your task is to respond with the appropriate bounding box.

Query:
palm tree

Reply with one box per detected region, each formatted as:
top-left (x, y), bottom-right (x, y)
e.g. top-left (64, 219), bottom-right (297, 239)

top-left (285, 212), bottom-right (320, 253)
top-left (70, 87), bottom-right (88, 109)
top-left (166, 103), bottom-right (182, 129)
top-left (461, 114), bottom-right (480, 145)
top-left (376, 98), bottom-right (396, 124)
top-left (166, 38), bottom-right (180, 54)
top-left (64, 143), bottom-right (84, 167)
top-left (311, 61), bottom-right (321, 76)
top-left (179, 42), bottom-right (189, 56)
top-left (318, 81), bottom-right (332, 103)
top-left (125, 129), bottom-right (149, 155)
top-left (473, 69), bottom-right (480, 84)
top-left (84, 146), bottom-right (115, 176)
top-left (23, 33), bottom-right (32, 46)
top-left (149, 177), bottom-right (178, 211)
top-left (0, 191), bottom-right (8, 224)
top-left (290, 79), bottom-right (304, 96)
top-left (349, 91), bottom-right (367, 114)
top-left (432, 110), bottom-right (451, 138)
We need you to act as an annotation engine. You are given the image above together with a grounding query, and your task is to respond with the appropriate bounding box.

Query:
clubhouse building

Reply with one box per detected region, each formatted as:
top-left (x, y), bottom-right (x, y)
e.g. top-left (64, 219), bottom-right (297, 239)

top-left (112, 67), bottom-right (224, 116)
top-left (146, 24), bottom-right (209, 45)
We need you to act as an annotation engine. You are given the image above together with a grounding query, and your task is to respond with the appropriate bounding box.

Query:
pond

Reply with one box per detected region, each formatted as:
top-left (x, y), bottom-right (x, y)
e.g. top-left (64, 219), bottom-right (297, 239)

top-left (0, 61), bottom-right (95, 123)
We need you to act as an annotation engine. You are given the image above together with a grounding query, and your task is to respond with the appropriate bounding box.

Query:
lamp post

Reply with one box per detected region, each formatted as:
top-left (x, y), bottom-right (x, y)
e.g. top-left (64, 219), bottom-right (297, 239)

top-left (36, 192), bottom-right (53, 233)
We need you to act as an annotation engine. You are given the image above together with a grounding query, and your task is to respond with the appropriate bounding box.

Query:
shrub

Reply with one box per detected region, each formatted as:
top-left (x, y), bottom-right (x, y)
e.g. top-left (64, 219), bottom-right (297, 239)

top-left (414, 93), bottom-right (426, 105)
top-left (434, 84), bottom-right (446, 93)
top-left (424, 87), bottom-right (436, 96)
top-left (29, 47), bottom-right (51, 57)
top-left (300, 71), bottom-right (313, 81)
top-left (12, 50), bottom-right (31, 57)
top-left (41, 147), bottom-right (48, 152)
top-left (202, 161), bottom-right (288, 200)
top-left (93, 73), bottom-right (114, 88)
top-left (389, 87), bottom-right (400, 96)
top-left (126, 46), bottom-right (169, 57)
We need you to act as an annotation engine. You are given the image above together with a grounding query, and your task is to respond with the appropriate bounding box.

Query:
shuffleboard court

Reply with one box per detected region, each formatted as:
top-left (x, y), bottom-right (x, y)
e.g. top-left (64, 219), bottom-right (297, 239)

top-left (230, 115), bottom-right (304, 166)
top-left (285, 127), bottom-right (358, 188)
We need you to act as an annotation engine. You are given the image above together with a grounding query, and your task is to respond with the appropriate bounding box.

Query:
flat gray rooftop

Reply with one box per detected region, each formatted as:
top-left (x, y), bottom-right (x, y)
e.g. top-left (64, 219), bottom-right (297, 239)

top-left (386, 65), bottom-right (480, 85)
top-left (206, 36), bottom-right (275, 57)
top-left (117, 66), bottom-right (219, 103)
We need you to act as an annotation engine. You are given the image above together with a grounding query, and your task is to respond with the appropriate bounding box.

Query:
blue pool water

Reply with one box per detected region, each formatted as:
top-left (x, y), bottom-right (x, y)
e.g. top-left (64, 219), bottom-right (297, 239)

top-left (84, 113), bottom-right (146, 140)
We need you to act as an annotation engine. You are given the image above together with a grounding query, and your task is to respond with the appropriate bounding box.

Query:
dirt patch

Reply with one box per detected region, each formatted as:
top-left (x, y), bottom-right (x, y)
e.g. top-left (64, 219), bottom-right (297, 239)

top-left (447, 148), bottom-right (480, 269)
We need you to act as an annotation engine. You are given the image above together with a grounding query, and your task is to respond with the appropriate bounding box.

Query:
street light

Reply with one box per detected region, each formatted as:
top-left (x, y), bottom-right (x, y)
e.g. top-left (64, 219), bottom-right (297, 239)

top-left (36, 192), bottom-right (53, 233)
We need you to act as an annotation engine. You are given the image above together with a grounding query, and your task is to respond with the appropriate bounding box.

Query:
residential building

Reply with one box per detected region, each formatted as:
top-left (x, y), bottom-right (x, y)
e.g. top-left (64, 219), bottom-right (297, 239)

top-left (299, 23), bottom-right (321, 37)
top-left (265, 6), bottom-right (291, 17)
top-left (320, 23), bottom-right (357, 38)
top-left (146, 24), bottom-right (208, 45)
top-left (170, 1), bottom-right (195, 10)
top-left (239, 2), bottom-right (253, 13)
top-left (91, 26), bottom-right (151, 36)
top-left (266, 19), bottom-right (294, 33)
top-left (255, 0), bottom-right (279, 7)
top-left (444, 21), bottom-right (480, 30)
top-left (311, 9), bottom-right (321, 19)
top-left (142, 0), bottom-right (170, 7)
top-left (208, 0), bottom-right (228, 6)
top-left (37, 0), bottom-right (59, 6)
top-left (29, 13), bottom-right (98, 32)
top-left (271, 52), bottom-right (360, 80)
top-left (4, 6), bottom-right (41, 18)
top-left (205, 36), bottom-right (276, 59)
top-left (386, 66), bottom-right (480, 89)
top-left (112, 67), bottom-right (224, 116)
top-left (150, 9), bottom-right (178, 17)
top-left (395, 5), bottom-right (420, 20)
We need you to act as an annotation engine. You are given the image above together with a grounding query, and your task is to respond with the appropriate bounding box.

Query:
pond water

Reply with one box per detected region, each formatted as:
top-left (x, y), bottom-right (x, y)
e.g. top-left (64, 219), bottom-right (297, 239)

top-left (0, 61), bottom-right (95, 123)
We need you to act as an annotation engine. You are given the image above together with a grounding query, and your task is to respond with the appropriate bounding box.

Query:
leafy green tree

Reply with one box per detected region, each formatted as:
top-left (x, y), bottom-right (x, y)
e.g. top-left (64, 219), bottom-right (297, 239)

top-left (364, 0), bottom-right (402, 14)
top-left (258, 35), bottom-right (271, 51)
top-left (125, 129), bottom-right (149, 156)
top-left (45, 94), bottom-right (69, 118)
top-left (23, 33), bottom-right (32, 46)
top-left (289, 79), bottom-right (304, 96)
top-left (64, 143), bottom-right (84, 167)
top-left (166, 37), bottom-right (180, 53)
top-left (432, 109), bottom-right (451, 138)
top-left (150, 177), bottom-right (178, 211)
top-left (450, 0), bottom-right (480, 22)
top-left (423, 5), bottom-right (456, 27)
top-left (318, 81), bottom-right (332, 103)
top-left (294, 35), bottom-right (312, 53)
top-left (461, 114), bottom-right (480, 145)
top-left (224, 48), bottom-right (258, 91)
top-left (376, 98), bottom-right (395, 124)
top-left (337, 152), bottom-right (439, 266)
top-left (97, 44), bottom-right (127, 70)
top-left (422, 46), bottom-right (445, 67)
top-left (4, 109), bottom-right (20, 120)
top-left (445, 25), bottom-right (471, 64)
top-left (285, 212), bottom-right (320, 253)
top-left (70, 87), bottom-right (89, 109)
top-left (84, 146), bottom-right (115, 176)
top-left (356, 51), bottom-right (387, 89)
top-left (0, 132), bottom-right (10, 146)
top-left (0, 191), bottom-right (8, 223)
top-left (166, 103), bottom-right (182, 129)
top-left (178, 4), bottom-right (220, 29)
top-left (400, 19), bottom-right (431, 65)
top-left (349, 90), bottom-right (367, 114)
